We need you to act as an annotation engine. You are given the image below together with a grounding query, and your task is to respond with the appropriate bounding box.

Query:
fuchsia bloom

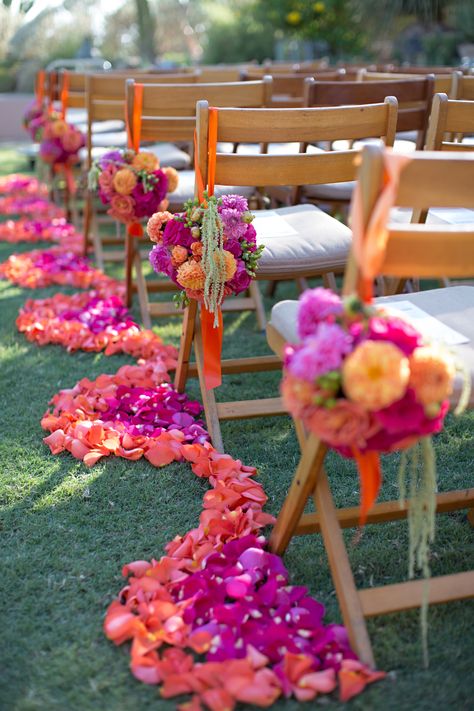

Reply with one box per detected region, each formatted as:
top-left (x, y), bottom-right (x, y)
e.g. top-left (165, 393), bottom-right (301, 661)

top-left (287, 322), bottom-right (352, 382)
top-left (297, 287), bottom-right (344, 339)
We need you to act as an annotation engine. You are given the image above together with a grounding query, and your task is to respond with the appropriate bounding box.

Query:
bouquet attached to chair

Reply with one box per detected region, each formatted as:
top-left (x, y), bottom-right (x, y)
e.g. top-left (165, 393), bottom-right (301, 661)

top-left (148, 193), bottom-right (263, 313)
top-left (282, 287), bottom-right (467, 584)
top-left (87, 149), bottom-right (179, 238)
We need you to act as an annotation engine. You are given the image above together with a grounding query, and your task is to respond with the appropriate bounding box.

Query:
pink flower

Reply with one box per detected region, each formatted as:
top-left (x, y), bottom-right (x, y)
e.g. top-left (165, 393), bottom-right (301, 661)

top-left (98, 164), bottom-right (118, 198)
top-left (287, 322), bottom-right (352, 382)
top-left (368, 315), bottom-right (422, 356)
top-left (297, 288), bottom-right (343, 339)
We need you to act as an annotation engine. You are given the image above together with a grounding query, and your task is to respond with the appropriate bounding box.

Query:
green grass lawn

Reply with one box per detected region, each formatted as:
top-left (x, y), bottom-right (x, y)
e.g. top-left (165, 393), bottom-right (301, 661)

top-left (0, 147), bottom-right (473, 710)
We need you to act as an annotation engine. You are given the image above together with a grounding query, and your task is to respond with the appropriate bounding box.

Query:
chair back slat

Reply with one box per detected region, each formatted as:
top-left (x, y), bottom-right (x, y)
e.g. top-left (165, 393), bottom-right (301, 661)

top-left (305, 76), bottom-right (434, 148)
top-left (126, 78), bottom-right (273, 145)
top-left (214, 150), bottom-right (361, 187)
top-left (425, 93), bottom-right (474, 150)
top-left (195, 100), bottom-right (398, 191)
top-left (211, 102), bottom-right (397, 143)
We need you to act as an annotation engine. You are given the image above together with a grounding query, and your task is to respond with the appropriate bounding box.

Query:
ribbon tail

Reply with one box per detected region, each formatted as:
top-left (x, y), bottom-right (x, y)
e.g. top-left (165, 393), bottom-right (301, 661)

top-left (63, 165), bottom-right (76, 195)
top-left (127, 222), bottom-right (144, 238)
top-left (352, 448), bottom-right (382, 526)
top-left (200, 306), bottom-right (223, 390)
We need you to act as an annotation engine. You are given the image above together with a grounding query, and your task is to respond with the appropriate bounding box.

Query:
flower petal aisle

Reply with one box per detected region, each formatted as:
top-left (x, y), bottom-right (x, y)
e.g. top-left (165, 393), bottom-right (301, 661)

top-left (1, 173), bottom-right (385, 708)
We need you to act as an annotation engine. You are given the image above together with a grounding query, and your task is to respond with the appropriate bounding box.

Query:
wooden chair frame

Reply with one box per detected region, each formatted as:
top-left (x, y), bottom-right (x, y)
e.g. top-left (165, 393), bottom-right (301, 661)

top-left (174, 99), bottom-right (398, 452)
top-left (304, 75), bottom-right (435, 149)
top-left (267, 146), bottom-right (474, 668)
top-left (124, 77), bottom-right (274, 325)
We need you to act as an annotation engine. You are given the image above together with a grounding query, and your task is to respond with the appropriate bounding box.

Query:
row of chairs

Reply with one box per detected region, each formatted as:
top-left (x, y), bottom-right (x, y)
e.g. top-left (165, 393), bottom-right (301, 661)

top-left (34, 65), bottom-right (474, 668)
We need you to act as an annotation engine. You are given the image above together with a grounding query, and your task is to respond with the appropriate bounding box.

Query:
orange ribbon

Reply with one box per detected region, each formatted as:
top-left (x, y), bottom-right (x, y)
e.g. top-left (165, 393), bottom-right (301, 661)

top-left (194, 107), bottom-right (223, 390)
top-left (350, 150), bottom-right (412, 302)
top-left (126, 83), bottom-right (144, 152)
top-left (54, 164), bottom-right (76, 195)
top-left (127, 222), bottom-right (144, 238)
top-left (36, 70), bottom-right (45, 106)
top-left (352, 448), bottom-right (382, 527)
top-left (60, 71), bottom-right (69, 120)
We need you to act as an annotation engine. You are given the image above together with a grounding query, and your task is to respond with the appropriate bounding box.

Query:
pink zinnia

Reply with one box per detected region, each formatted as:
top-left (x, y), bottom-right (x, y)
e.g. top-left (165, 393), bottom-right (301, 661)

top-left (298, 288), bottom-right (344, 339)
top-left (288, 322), bottom-right (352, 382)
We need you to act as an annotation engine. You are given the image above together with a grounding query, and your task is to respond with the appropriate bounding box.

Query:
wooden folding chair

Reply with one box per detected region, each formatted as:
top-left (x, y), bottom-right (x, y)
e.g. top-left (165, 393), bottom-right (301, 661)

top-left (266, 145), bottom-right (474, 667)
top-left (124, 77), bottom-right (273, 324)
top-left (82, 71), bottom-right (198, 266)
top-left (174, 98), bottom-right (398, 452)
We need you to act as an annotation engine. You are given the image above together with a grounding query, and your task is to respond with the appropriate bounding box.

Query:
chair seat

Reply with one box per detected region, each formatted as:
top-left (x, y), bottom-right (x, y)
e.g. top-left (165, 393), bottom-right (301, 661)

top-left (254, 204), bottom-right (352, 278)
top-left (270, 286), bottom-right (474, 407)
top-left (75, 120), bottom-right (125, 135)
top-left (167, 170), bottom-right (255, 206)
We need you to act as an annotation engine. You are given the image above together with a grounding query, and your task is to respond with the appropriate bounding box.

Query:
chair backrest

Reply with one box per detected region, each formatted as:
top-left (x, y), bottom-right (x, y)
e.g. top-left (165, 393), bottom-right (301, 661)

top-left (357, 69), bottom-right (458, 96)
top-left (304, 76), bottom-right (434, 147)
top-left (194, 99), bottom-right (398, 191)
top-left (243, 70), bottom-right (346, 107)
top-left (453, 74), bottom-right (474, 100)
top-left (346, 145), bottom-right (474, 288)
top-left (126, 77), bottom-right (273, 146)
top-left (425, 93), bottom-right (474, 150)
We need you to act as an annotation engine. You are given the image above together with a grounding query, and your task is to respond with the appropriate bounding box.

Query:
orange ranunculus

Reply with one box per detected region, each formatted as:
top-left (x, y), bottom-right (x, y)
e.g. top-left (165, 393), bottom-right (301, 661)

top-left (343, 340), bottom-right (409, 411)
top-left (147, 210), bottom-right (173, 241)
top-left (222, 250), bottom-right (237, 281)
top-left (132, 151), bottom-right (159, 172)
top-left (408, 346), bottom-right (455, 406)
top-left (113, 168), bottom-right (138, 195)
top-left (171, 245), bottom-right (189, 267)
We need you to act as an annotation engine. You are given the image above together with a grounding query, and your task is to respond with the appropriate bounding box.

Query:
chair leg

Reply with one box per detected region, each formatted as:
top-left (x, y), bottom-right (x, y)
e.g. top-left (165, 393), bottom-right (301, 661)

top-left (134, 253), bottom-right (152, 329)
top-left (125, 231), bottom-right (135, 308)
top-left (269, 434), bottom-right (327, 556)
top-left (249, 281), bottom-right (266, 331)
top-left (313, 470), bottom-right (375, 668)
top-left (468, 508), bottom-right (474, 527)
top-left (83, 192), bottom-right (92, 257)
top-left (193, 324), bottom-right (225, 453)
top-left (91, 212), bottom-right (105, 272)
top-left (174, 300), bottom-right (198, 392)
top-left (266, 280), bottom-right (278, 298)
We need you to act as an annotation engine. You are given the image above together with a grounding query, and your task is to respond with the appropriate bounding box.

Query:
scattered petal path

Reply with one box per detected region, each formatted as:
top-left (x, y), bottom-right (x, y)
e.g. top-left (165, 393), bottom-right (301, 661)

top-left (1, 175), bottom-right (385, 708)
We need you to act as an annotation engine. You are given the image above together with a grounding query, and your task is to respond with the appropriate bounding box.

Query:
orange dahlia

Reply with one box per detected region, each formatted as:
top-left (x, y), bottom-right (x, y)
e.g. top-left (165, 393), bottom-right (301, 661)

top-left (177, 260), bottom-right (205, 290)
top-left (221, 250), bottom-right (237, 281)
top-left (191, 241), bottom-right (203, 260)
top-left (409, 346), bottom-right (455, 405)
top-left (343, 340), bottom-right (410, 411)
top-left (132, 151), bottom-right (159, 172)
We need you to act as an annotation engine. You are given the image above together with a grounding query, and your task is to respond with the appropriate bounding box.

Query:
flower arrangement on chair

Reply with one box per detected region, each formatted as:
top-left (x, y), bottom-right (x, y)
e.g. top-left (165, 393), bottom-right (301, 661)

top-left (38, 115), bottom-right (85, 169)
top-left (281, 287), bottom-right (465, 600)
top-left (22, 101), bottom-right (48, 140)
top-left (88, 149), bottom-right (179, 236)
top-left (147, 193), bottom-right (264, 319)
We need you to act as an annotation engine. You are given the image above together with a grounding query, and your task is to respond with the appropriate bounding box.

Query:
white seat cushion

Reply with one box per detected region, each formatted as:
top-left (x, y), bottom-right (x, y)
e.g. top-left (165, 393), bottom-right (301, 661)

top-left (167, 170), bottom-right (255, 207)
top-left (217, 142), bottom-right (323, 156)
top-left (254, 204), bottom-right (351, 278)
top-left (302, 180), bottom-right (355, 202)
top-left (270, 286), bottom-right (474, 407)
